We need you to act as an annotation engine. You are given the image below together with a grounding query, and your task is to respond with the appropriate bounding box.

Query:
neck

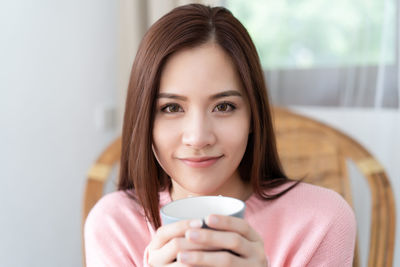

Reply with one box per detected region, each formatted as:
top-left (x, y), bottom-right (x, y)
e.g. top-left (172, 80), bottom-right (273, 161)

top-left (170, 178), bottom-right (253, 202)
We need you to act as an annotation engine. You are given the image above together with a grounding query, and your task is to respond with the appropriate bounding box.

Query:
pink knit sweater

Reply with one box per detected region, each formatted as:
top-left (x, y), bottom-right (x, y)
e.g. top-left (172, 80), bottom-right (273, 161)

top-left (84, 182), bottom-right (356, 266)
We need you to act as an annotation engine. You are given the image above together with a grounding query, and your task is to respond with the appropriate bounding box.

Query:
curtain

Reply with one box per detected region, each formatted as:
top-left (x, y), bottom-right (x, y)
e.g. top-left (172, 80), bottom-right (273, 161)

top-left (224, 0), bottom-right (399, 109)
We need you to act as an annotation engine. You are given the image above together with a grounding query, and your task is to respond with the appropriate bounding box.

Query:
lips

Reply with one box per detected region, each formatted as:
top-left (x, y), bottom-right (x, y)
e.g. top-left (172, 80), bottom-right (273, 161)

top-left (179, 155), bottom-right (223, 168)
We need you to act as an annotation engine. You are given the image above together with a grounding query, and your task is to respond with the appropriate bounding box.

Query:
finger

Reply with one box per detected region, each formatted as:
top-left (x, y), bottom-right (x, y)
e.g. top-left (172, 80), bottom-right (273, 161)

top-left (185, 228), bottom-right (252, 257)
top-left (178, 250), bottom-right (247, 267)
top-left (165, 260), bottom-right (192, 267)
top-left (149, 237), bottom-right (212, 265)
top-left (166, 262), bottom-right (191, 267)
top-left (149, 219), bottom-right (203, 250)
top-left (205, 215), bottom-right (261, 242)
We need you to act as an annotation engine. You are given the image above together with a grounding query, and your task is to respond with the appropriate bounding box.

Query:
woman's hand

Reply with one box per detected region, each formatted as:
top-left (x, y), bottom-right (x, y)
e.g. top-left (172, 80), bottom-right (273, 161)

top-left (177, 214), bottom-right (269, 267)
top-left (146, 219), bottom-right (212, 266)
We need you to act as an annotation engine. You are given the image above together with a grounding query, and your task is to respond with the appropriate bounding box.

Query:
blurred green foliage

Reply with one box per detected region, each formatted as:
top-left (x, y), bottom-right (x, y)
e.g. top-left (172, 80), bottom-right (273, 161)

top-left (225, 0), bottom-right (396, 69)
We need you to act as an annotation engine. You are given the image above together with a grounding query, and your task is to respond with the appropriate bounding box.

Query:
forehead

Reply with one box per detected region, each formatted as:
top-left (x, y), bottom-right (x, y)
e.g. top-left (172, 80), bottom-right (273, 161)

top-left (159, 42), bottom-right (245, 96)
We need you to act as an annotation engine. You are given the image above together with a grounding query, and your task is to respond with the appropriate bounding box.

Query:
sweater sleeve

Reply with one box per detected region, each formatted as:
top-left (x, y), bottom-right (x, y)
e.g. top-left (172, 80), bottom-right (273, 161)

top-left (84, 205), bottom-right (134, 266)
top-left (84, 192), bottom-right (152, 267)
top-left (306, 196), bottom-right (357, 267)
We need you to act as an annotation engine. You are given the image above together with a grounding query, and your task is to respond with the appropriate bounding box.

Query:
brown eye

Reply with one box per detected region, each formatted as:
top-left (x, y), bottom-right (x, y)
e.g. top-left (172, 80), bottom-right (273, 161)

top-left (213, 102), bottom-right (236, 112)
top-left (161, 103), bottom-right (183, 113)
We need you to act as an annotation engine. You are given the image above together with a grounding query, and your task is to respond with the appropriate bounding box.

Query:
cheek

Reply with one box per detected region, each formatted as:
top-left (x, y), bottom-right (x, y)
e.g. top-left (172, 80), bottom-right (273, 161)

top-left (152, 118), bottom-right (179, 157)
top-left (215, 115), bottom-right (250, 148)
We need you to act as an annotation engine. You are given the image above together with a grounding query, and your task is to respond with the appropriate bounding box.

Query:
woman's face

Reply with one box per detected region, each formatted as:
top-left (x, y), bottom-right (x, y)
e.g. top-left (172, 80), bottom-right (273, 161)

top-left (152, 42), bottom-right (251, 200)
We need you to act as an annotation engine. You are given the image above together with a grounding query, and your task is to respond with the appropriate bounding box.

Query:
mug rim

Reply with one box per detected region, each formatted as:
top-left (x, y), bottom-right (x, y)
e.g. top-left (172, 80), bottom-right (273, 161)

top-left (160, 195), bottom-right (246, 223)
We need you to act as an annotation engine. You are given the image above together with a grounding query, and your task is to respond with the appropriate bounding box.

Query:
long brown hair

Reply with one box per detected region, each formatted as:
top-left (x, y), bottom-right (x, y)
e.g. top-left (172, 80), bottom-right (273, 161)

top-left (119, 4), bottom-right (299, 229)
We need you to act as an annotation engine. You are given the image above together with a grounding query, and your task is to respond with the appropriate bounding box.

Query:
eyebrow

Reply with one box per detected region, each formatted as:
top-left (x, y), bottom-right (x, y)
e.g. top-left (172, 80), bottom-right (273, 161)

top-left (157, 90), bottom-right (242, 101)
top-left (211, 90), bottom-right (242, 99)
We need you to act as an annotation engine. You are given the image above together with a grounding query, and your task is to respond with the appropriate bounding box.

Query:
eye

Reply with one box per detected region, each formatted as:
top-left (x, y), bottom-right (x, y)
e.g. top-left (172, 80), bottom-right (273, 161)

top-left (161, 103), bottom-right (183, 113)
top-left (213, 102), bottom-right (236, 113)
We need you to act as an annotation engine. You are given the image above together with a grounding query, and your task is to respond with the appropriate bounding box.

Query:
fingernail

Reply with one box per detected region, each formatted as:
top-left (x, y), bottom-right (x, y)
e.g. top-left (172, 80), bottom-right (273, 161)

top-left (186, 229), bottom-right (199, 240)
top-left (178, 252), bottom-right (191, 263)
top-left (189, 219), bottom-right (203, 228)
top-left (207, 215), bottom-right (219, 225)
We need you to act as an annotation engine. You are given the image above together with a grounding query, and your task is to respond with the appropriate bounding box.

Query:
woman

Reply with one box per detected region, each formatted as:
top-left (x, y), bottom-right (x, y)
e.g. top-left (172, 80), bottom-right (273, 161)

top-left (85, 4), bottom-right (356, 266)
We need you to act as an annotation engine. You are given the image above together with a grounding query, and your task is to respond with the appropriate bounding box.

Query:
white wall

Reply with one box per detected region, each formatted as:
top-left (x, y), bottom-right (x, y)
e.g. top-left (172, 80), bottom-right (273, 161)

top-left (0, 1), bottom-right (118, 266)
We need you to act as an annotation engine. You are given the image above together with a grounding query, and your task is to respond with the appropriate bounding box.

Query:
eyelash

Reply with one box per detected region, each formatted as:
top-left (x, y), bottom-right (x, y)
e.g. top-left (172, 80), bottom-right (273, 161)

top-left (160, 103), bottom-right (183, 113)
top-left (213, 102), bottom-right (236, 112)
top-left (160, 102), bottom-right (237, 113)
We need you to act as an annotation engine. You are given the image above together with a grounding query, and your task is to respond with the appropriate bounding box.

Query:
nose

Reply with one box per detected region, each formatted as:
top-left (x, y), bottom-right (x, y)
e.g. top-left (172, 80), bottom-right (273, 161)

top-left (181, 112), bottom-right (216, 149)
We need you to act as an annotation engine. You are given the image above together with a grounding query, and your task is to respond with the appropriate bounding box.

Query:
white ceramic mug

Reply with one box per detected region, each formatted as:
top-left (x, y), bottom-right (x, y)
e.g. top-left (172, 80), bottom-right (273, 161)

top-left (160, 195), bottom-right (246, 226)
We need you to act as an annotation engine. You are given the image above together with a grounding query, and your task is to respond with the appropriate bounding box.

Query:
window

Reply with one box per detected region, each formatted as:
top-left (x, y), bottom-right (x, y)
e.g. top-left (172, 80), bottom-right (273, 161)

top-left (224, 0), bottom-right (399, 108)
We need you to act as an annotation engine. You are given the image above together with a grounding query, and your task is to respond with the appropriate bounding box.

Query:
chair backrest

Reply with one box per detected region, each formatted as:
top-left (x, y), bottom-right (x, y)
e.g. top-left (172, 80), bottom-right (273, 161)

top-left (82, 107), bottom-right (396, 267)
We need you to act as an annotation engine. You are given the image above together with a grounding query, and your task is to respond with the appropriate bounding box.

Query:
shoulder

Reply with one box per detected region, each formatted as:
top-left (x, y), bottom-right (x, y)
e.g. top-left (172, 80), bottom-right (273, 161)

top-left (248, 181), bottom-right (356, 230)
top-left (292, 181), bottom-right (357, 228)
top-left (87, 190), bottom-right (141, 215)
top-left (280, 182), bottom-right (356, 224)
top-left (290, 182), bottom-right (350, 209)
top-left (286, 182), bottom-right (353, 212)
top-left (85, 190), bottom-right (146, 231)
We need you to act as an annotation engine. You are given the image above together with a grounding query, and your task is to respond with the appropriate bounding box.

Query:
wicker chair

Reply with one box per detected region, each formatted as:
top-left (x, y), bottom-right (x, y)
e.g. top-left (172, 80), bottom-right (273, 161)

top-left (82, 107), bottom-right (396, 267)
